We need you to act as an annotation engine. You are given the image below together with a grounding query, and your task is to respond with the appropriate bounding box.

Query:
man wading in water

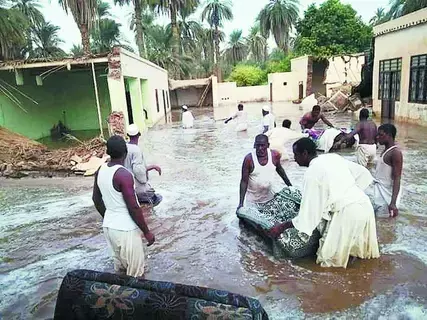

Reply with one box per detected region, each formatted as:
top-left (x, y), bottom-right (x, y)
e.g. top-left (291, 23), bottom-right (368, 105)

top-left (373, 124), bottom-right (403, 217)
top-left (125, 124), bottom-right (163, 207)
top-left (300, 105), bottom-right (334, 130)
top-left (334, 108), bottom-right (377, 167)
top-left (92, 135), bottom-right (155, 277)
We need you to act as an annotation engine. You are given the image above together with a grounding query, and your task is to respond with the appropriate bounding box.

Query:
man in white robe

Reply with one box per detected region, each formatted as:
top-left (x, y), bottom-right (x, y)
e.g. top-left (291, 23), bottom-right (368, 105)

top-left (182, 105), bottom-right (194, 128)
top-left (270, 138), bottom-right (380, 268)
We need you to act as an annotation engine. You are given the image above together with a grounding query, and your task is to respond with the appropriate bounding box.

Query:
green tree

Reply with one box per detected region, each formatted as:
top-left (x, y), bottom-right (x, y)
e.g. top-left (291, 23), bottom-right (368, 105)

top-left (227, 64), bottom-right (266, 87)
top-left (201, 0), bottom-right (233, 81)
top-left (59, 0), bottom-right (98, 56)
top-left (0, 1), bottom-right (29, 59)
top-left (224, 29), bottom-right (247, 66)
top-left (13, 0), bottom-right (44, 26)
top-left (246, 23), bottom-right (267, 63)
top-left (369, 7), bottom-right (388, 26)
top-left (114, 0), bottom-right (147, 57)
top-left (294, 0), bottom-right (372, 58)
top-left (176, 6), bottom-right (202, 55)
top-left (70, 43), bottom-right (83, 57)
top-left (258, 0), bottom-right (299, 54)
top-left (29, 21), bottom-right (66, 58)
top-left (150, 0), bottom-right (199, 72)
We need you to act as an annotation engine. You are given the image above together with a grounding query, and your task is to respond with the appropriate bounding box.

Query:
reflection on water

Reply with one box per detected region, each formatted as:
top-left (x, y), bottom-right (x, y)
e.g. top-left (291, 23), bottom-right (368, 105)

top-left (1, 102), bottom-right (427, 319)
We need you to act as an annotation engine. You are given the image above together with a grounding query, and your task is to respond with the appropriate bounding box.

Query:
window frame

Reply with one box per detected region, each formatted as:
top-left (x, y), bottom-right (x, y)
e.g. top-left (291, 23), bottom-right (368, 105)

top-left (409, 54), bottom-right (427, 104)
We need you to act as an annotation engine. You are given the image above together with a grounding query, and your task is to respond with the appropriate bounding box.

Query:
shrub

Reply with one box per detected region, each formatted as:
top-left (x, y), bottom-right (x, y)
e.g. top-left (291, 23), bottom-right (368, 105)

top-left (227, 64), bottom-right (267, 87)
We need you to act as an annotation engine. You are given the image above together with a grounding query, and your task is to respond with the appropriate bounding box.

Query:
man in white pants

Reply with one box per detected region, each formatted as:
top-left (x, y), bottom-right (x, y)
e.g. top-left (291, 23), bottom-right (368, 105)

top-left (92, 135), bottom-right (155, 277)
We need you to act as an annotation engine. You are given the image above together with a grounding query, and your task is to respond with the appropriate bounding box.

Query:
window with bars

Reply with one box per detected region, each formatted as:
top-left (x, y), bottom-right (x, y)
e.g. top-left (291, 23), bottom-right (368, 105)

top-left (378, 58), bottom-right (402, 101)
top-left (409, 54), bottom-right (427, 104)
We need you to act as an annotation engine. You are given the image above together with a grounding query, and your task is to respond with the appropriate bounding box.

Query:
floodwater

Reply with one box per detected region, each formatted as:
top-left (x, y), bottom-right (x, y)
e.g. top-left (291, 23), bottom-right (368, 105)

top-left (1, 102), bottom-right (427, 319)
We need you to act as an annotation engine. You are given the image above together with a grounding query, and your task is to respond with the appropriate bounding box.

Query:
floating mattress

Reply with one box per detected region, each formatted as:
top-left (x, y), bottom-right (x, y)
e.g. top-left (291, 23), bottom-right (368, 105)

top-left (237, 187), bottom-right (320, 259)
top-left (54, 269), bottom-right (269, 320)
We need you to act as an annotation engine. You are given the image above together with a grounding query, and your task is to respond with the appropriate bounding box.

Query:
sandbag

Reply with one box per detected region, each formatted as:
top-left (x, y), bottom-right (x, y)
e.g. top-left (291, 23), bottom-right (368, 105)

top-left (54, 269), bottom-right (269, 320)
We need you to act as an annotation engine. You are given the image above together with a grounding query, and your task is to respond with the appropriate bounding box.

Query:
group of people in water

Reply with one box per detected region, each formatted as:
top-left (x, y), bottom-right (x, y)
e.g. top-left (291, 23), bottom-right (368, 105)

top-left (92, 102), bottom-right (403, 277)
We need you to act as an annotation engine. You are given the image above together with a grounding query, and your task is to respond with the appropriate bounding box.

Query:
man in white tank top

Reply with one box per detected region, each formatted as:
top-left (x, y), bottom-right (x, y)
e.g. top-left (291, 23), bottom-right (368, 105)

top-left (238, 134), bottom-right (292, 210)
top-left (374, 124), bottom-right (403, 217)
top-left (92, 136), bottom-right (155, 277)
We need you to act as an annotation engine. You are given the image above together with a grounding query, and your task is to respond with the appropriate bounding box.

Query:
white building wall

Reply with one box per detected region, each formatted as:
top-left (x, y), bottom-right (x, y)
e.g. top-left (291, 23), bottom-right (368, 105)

top-left (236, 85), bottom-right (269, 102)
top-left (217, 82), bottom-right (237, 106)
top-left (119, 49), bottom-right (170, 128)
top-left (373, 9), bottom-right (427, 126)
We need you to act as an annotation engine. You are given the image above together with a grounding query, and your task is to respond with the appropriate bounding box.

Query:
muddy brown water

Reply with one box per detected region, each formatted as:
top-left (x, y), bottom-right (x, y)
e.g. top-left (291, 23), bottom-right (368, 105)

top-left (1, 102), bottom-right (427, 319)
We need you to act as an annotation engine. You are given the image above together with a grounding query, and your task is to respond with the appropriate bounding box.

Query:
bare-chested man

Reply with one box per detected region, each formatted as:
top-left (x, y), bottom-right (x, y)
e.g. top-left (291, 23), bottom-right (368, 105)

top-left (374, 124), bottom-right (403, 218)
top-left (334, 108), bottom-right (377, 167)
top-left (299, 105), bottom-right (334, 130)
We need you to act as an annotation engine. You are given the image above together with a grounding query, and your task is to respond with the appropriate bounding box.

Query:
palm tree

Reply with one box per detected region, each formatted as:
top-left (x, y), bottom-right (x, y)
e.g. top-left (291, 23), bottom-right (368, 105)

top-left (0, 1), bottom-right (28, 59)
top-left (176, 6), bottom-right (202, 55)
top-left (246, 24), bottom-right (267, 63)
top-left (70, 44), bottom-right (83, 57)
top-left (13, 0), bottom-right (44, 26)
top-left (30, 21), bottom-right (66, 58)
top-left (129, 9), bottom-right (155, 58)
top-left (115, 0), bottom-right (148, 57)
top-left (369, 8), bottom-right (388, 26)
top-left (145, 24), bottom-right (193, 78)
top-left (258, 0), bottom-right (299, 54)
top-left (388, 0), bottom-right (427, 18)
top-left (201, 0), bottom-right (233, 81)
top-left (224, 29), bottom-right (247, 65)
top-left (150, 0), bottom-right (199, 65)
top-left (59, 0), bottom-right (98, 56)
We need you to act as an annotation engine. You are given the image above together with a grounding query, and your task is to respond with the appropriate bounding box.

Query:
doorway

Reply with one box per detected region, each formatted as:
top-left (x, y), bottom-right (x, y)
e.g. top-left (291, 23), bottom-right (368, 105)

top-left (270, 83), bottom-right (273, 102)
top-left (125, 90), bottom-right (134, 125)
top-left (379, 58), bottom-right (401, 120)
top-left (298, 82), bottom-right (304, 100)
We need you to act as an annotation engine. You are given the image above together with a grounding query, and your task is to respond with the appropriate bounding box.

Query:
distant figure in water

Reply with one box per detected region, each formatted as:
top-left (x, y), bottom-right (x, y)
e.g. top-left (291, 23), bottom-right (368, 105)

top-left (261, 105), bottom-right (276, 133)
top-left (373, 124), bottom-right (403, 218)
top-left (124, 124), bottom-right (163, 207)
top-left (300, 105), bottom-right (334, 130)
top-left (266, 119), bottom-right (308, 161)
top-left (182, 105), bottom-right (194, 128)
top-left (92, 135), bottom-right (155, 277)
top-left (270, 138), bottom-right (379, 268)
top-left (334, 108), bottom-right (377, 167)
top-left (237, 134), bottom-right (292, 211)
top-left (224, 103), bottom-right (248, 132)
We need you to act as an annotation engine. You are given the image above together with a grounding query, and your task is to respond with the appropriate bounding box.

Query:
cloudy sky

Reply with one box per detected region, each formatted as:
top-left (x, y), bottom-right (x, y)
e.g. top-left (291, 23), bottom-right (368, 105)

top-left (40, 0), bottom-right (390, 52)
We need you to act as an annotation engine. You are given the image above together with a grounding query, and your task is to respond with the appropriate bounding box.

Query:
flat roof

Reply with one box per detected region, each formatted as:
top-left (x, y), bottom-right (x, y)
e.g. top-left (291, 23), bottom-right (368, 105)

top-left (373, 8), bottom-right (427, 37)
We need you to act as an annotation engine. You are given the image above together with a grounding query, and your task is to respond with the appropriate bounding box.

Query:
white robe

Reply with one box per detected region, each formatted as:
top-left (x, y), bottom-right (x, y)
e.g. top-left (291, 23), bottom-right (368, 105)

top-left (182, 111), bottom-right (194, 128)
top-left (266, 128), bottom-right (308, 160)
top-left (292, 154), bottom-right (380, 268)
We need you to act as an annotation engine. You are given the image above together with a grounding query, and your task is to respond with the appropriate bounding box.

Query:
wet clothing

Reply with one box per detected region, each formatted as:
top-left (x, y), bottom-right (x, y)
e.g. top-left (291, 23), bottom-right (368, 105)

top-left (97, 164), bottom-right (138, 231)
top-left (238, 187), bottom-right (320, 259)
top-left (262, 113), bottom-right (275, 132)
top-left (124, 143), bottom-right (162, 207)
top-left (356, 144), bottom-right (377, 167)
top-left (266, 128), bottom-right (308, 161)
top-left (373, 145), bottom-right (401, 215)
top-left (233, 110), bottom-right (248, 132)
top-left (182, 110), bottom-right (194, 128)
top-left (103, 227), bottom-right (145, 277)
top-left (315, 128), bottom-right (342, 153)
top-left (246, 149), bottom-right (276, 204)
top-left (292, 154), bottom-right (380, 268)
top-left (97, 163), bottom-right (145, 276)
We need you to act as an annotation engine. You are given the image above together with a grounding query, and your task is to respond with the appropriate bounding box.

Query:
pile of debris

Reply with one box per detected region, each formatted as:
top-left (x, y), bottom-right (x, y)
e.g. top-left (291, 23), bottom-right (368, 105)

top-left (311, 86), bottom-right (365, 113)
top-left (0, 126), bottom-right (107, 178)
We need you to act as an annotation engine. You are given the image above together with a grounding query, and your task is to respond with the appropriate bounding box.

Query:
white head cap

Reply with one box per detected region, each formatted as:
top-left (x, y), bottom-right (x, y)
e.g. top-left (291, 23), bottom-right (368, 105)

top-left (127, 123), bottom-right (140, 136)
top-left (182, 105), bottom-right (188, 110)
top-left (262, 105), bottom-right (271, 112)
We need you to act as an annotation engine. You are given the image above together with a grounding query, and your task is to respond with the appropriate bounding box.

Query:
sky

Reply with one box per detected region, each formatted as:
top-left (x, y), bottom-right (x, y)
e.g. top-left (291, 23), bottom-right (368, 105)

top-left (40, 0), bottom-right (390, 53)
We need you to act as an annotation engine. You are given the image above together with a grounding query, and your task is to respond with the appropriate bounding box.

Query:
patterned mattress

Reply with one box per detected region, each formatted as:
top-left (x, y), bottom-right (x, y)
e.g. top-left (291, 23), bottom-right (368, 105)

top-left (54, 269), bottom-right (269, 320)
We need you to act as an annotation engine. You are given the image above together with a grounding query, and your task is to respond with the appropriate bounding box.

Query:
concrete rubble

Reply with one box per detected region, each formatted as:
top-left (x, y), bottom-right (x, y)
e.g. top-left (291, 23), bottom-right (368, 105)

top-left (315, 87), bottom-right (366, 114)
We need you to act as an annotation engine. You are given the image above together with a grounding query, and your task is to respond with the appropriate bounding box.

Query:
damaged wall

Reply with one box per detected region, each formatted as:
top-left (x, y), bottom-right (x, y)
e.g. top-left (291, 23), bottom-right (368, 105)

top-left (170, 87), bottom-right (213, 108)
top-left (0, 67), bottom-right (111, 140)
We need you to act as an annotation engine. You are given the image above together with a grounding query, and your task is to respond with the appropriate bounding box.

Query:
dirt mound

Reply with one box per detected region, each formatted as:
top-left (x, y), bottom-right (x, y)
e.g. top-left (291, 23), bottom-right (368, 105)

top-left (0, 126), bottom-right (106, 176)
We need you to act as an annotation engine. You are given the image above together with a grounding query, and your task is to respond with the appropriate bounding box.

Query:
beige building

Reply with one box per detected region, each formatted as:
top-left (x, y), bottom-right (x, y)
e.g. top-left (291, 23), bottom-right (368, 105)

top-left (372, 8), bottom-right (427, 125)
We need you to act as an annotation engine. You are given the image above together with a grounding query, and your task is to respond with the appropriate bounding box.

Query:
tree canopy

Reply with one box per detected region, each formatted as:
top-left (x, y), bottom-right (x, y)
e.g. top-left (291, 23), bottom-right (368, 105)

top-left (294, 0), bottom-right (372, 58)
